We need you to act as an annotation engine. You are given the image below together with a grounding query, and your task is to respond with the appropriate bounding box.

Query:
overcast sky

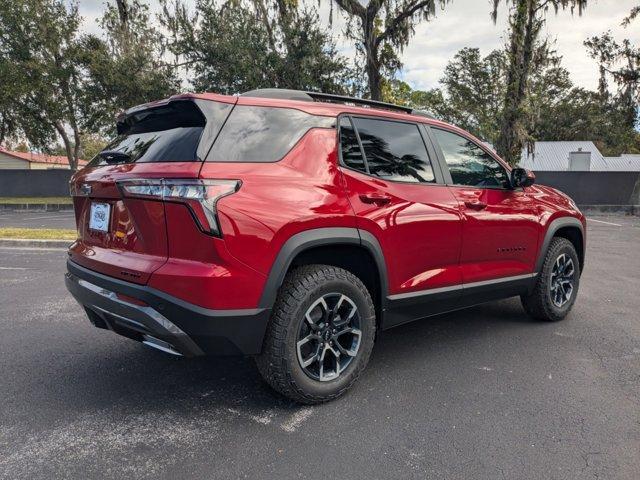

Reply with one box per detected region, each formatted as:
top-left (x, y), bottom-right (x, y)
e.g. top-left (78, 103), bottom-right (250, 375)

top-left (76, 0), bottom-right (639, 92)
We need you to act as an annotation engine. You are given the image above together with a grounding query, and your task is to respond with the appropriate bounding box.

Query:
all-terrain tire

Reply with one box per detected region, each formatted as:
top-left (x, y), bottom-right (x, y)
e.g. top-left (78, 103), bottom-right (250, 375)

top-left (521, 237), bottom-right (580, 322)
top-left (256, 265), bottom-right (376, 404)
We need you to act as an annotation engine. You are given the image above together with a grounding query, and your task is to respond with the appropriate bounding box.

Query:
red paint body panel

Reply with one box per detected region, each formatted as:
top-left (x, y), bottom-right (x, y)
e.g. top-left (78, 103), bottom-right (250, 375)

top-left (447, 186), bottom-right (541, 283)
top-left (69, 197), bottom-right (168, 284)
top-left (206, 128), bottom-right (357, 277)
top-left (69, 163), bottom-right (201, 284)
top-left (147, 203), bottom-right (266, 309)
top-left (341, 168), bottom-right (463, 295)
top-left (69, 162), bottom-right (199, 284)
top-left (527, 183), bottom-right (587, 249)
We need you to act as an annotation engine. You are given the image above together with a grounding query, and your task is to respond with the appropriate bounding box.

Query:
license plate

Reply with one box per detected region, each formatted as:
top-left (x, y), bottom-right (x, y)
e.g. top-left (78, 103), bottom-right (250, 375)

top-left (89, 202), bottom-right (111, 232)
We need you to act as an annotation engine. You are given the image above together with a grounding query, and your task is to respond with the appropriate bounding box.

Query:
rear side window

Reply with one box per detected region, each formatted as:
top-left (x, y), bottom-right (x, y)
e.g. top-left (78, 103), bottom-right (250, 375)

top-left (339, 116), bottom-right (366, 172)
top-left (90, 101), bottom-right (207, 165)
top-left (207, 106), bottom-right (334, 162)
top-left (348, 117), bottom-right (435, 183)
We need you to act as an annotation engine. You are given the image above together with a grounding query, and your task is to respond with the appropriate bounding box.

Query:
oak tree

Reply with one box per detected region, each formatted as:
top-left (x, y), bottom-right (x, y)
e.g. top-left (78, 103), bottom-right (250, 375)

top-left (331, 0), bottom-right (448, 100)
top-left (491, 0), bottom-right (587, 164)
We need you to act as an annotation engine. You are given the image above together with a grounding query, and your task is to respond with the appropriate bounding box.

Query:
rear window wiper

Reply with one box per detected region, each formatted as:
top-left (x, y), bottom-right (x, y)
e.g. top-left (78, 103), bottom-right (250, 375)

top-left (99, 150), bottom-right (132, 164)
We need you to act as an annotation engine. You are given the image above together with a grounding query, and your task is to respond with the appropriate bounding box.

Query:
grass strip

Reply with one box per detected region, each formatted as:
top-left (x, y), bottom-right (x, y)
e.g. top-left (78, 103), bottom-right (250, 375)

top-left (0, 228), bottom-right (76, 240)
top-left (0, 197), bottom-right (73, 205)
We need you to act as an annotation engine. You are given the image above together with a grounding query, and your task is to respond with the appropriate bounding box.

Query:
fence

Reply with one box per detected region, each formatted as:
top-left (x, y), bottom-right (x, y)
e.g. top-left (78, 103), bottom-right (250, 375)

top-left (533, 171), bottom-right (640, 206)
top-left (0, 169), bottom-right (72, 197)
top-left (1, 169), bottom-right (639, 207)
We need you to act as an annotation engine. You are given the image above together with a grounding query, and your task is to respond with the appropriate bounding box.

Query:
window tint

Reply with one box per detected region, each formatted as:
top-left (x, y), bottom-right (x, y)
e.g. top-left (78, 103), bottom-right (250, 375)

top-left (194, 100), bottom-right (234, 159)
top-left (432, 128), bottom-right (510, 188)
top-left (207, 106), bottom-right (334, 162)
top-left (351, 117), bottom-right (435, 183)
top-left (90, 101), bottom-right (206, 165)
top-left (339, 116), bottom-right (366, 172)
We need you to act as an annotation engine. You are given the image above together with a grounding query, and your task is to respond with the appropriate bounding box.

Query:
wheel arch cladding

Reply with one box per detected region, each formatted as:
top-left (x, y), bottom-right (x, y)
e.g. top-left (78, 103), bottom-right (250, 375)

top-left (258, 228), bottom-right (388, 326)
top-left (536, 217), bottom-right (585, 275)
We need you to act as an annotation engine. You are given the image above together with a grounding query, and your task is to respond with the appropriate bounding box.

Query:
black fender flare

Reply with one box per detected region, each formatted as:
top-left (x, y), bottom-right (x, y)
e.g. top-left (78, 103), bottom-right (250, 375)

top-left (258, 227), bottom-right (389, 313)
top-left (535, 216), bottom-right (585, 273)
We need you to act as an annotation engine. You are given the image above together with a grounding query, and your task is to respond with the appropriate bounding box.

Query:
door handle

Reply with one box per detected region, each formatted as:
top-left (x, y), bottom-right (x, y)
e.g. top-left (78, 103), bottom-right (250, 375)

top-left (464, 201), bottom-right (488, 211)
top-left (359, 193), bottom-right (391, 206)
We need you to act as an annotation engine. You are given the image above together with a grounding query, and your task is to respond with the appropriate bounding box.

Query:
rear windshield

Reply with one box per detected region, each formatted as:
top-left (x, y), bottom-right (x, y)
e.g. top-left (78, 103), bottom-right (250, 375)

top-left (89, 101), bottom-right (206, 165)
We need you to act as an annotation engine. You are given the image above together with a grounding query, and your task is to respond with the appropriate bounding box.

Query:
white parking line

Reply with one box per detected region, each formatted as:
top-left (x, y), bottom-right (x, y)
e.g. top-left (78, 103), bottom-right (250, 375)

top-left (0, 246), bottom-right (67, 252)
top-left (280, 408), bottom-right (314, 433)
top-left (587, 218), bottom-right (622, 227)
top-left (22, 215), bottom-right (75, 220)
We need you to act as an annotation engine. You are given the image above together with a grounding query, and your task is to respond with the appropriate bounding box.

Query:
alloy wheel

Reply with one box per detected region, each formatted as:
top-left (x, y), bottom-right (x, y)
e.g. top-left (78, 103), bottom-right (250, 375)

top-left (550, 253), bottom-right (575, 308)
top-left (296, 293), bottom-right (362, 382)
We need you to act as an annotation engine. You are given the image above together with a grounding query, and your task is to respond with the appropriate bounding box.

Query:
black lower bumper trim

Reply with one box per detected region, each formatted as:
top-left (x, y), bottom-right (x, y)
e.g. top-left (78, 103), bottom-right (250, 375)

top-left (65, 259), bottom-right (270, 356)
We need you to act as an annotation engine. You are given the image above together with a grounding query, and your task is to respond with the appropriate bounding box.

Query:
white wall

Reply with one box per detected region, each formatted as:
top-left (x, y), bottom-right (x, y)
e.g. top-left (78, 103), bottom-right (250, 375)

top-left (0, 152), bottom-right (29, 169)
top-left (29, 162), bottom-right (69, 170)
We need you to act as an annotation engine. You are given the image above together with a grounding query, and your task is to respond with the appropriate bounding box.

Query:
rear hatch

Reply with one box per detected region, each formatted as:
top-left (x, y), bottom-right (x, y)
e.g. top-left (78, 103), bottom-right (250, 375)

top-left (69, 96), bottom-right (235, 284)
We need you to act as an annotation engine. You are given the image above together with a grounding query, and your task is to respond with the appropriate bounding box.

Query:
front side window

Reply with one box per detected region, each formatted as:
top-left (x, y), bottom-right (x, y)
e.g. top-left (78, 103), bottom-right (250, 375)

top-left (432, 128), bottom-right (510, 188)
top-left (207, 106), bottom-right (334, 162)
top-left (350, 117), bottom-right (435, 183)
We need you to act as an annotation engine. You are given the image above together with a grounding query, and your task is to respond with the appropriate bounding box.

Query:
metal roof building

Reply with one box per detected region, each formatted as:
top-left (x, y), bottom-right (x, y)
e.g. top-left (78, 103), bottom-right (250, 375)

top-left (603, 154), bottom-right (640, 171)
top-left (519, 141), bottom-right (609, 171)
top-left (519, 142), bottom-right (640, 172)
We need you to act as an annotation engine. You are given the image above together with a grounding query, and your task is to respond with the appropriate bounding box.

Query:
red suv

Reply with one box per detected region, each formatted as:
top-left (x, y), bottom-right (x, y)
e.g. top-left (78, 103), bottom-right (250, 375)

top-left (66, 89), bottom-right (586, 403)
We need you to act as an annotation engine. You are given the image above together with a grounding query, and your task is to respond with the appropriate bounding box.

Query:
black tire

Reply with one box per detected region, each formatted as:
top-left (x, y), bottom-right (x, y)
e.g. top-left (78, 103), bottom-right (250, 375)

top-left (521, 237), bottom-right (580, 322)
top-left (256, 264), bottom-right (376, 404)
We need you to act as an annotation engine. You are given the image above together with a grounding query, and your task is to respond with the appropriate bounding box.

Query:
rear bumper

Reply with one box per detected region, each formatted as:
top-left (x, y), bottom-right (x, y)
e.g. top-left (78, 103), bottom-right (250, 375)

top-left (65, 259), bottom-right (270, 357)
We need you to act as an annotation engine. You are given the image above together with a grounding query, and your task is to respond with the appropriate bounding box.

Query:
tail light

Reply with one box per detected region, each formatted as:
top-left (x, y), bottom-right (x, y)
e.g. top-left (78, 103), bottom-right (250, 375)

top-left (116, 179), bottom-right (240, 237)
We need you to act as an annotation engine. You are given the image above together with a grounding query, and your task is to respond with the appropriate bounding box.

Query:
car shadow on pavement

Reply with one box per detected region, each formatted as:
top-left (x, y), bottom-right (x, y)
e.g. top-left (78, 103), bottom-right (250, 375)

top-left (49, 297), bottom-right (538, 415)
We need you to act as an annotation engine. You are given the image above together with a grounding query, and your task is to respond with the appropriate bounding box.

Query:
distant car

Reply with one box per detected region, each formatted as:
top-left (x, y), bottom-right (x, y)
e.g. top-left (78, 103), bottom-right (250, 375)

top-left (65, 89), bottom-right (586, 403)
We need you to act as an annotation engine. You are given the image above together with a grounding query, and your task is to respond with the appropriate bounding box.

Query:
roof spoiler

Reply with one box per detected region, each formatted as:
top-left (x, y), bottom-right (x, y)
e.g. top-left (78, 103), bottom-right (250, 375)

top-left (115, 98), bottom-right (206, 135)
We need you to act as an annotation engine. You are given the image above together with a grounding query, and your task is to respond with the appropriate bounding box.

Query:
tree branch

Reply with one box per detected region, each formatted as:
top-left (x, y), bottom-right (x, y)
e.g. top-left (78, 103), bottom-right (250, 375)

top-left (376, 0), bottom-right (434, 47)
top-left (622, 6), bottom-right (640, 26)
top-left (255, 0), bottom-right (278, 53)
top-left (333, 0), bottom-right (366, 18)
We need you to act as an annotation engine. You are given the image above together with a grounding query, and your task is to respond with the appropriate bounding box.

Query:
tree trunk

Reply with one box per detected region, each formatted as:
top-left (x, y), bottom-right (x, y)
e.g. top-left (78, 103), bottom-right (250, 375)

top-left (54, 121), bottom-right (78, 171)
top-left (116, 0), bottom-right (132, 54)
top-left (367, 55), bottom-right (382, 100)
top-left (57, 70), bottom-right (82, 171)
top-left (72, 125), bottom-right (81, 171)
top-left (363, 14), bottom-right (382, 100)
top-left (496, 0), bottom-right (538, 165)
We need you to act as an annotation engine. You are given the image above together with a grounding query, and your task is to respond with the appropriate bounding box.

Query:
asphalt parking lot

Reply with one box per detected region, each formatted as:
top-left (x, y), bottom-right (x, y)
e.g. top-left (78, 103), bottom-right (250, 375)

top-left (0, 214), bottom-right (639, 480)
top-left (0, 209), bottom-right (76, 229)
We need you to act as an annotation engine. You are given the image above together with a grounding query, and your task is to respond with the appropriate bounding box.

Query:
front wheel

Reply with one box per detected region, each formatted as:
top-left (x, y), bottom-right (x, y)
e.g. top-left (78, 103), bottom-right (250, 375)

top-left (256, 265), bottom-right (376, 404)
top-left (521, 237), bottom-right (581, 322)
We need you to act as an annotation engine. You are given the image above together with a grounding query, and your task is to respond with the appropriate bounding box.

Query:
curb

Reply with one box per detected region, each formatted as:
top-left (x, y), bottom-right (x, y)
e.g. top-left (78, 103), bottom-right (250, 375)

top-left (0, 238), bottom-right (72, 248)
top-left (579, 205), bottom-right (640, 216)
top-left (0, 203), bottom-right (74, 211)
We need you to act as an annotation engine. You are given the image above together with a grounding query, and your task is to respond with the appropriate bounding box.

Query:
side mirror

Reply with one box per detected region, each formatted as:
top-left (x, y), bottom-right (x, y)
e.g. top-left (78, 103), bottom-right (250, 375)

top-left (511, 167), bottom-right (535, 188)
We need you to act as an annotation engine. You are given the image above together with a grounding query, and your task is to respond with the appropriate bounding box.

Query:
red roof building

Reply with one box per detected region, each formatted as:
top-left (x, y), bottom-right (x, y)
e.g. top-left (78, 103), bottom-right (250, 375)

top-left (0, 147), bottom-right (87, 170)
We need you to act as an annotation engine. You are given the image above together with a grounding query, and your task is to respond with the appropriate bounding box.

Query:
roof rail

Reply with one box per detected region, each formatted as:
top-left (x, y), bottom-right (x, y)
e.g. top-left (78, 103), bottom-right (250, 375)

top-left (241, 88), bottom-right (414, 114)
top-left (241, 88), bottom-right (314, 102)
top-left (304, 91), bottom-right (413, 114)
top-left (410, 109), bottom-right (437, 120)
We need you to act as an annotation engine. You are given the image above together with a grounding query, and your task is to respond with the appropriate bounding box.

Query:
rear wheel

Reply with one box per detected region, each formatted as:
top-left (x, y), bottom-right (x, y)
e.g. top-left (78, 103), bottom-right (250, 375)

top-left (256, 265), bottom-right (376, 404)
top-left (521, 237), bottom-right (580, 322)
